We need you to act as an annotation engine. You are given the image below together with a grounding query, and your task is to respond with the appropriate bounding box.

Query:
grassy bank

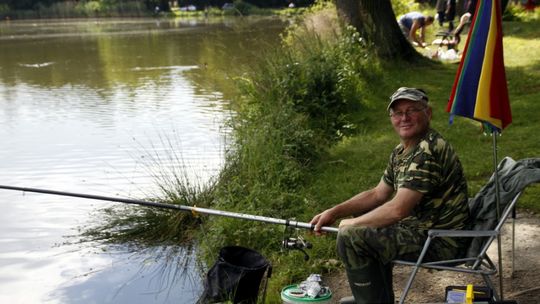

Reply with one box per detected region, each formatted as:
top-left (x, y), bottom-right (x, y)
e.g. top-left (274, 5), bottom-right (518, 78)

top-left (198, 6), bottom-right (540, 303)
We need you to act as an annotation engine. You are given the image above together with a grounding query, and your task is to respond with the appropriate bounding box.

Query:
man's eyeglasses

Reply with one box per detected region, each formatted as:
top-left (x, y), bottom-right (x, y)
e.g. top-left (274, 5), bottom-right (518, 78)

top-left (389, 107), bottom-right (426, 119)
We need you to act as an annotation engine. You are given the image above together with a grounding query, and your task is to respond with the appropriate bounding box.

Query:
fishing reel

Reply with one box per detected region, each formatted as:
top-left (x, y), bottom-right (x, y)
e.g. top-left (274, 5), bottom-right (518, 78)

top-left (282, 225), bottom-right (312, 261)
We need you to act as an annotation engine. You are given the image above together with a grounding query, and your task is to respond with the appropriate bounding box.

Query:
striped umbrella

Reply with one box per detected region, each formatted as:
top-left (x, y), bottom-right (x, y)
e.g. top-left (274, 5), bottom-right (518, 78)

top-left (447, 0), bottom-right (512, 132)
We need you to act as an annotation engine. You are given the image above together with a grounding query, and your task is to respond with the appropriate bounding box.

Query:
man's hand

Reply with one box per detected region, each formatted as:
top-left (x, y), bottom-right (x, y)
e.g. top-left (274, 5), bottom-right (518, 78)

top-left (309, 209), bottom-right (336, 235)
top-left (338, 218), bottom-right (356, 228)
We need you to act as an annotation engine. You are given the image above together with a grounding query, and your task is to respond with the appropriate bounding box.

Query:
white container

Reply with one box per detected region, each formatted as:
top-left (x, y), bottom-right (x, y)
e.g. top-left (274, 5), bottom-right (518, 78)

top-left (281, 285), bottom-right (332, 304)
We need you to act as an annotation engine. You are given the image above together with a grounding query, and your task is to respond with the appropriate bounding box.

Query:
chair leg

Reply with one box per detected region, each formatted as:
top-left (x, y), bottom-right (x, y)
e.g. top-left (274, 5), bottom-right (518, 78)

top-left (482, 273), bottom-right (500, 302)
top-left (398, 265), bottom-right (420, 304)
top-left (511, 209), bottom-right (516, 277)
top-left (398, 237), bottom-right (433, 304)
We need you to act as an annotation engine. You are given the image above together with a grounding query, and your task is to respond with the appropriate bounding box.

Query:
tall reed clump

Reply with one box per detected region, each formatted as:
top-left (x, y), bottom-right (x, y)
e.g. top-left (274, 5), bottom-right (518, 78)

top-left (198, 15), bottom-right (383, 266)
top-left (80, 136), bottom-right (217, 247)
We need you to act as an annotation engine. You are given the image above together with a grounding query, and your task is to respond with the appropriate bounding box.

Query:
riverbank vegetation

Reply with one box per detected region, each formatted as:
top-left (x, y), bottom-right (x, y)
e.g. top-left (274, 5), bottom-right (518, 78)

top-left (74, 0), bottom-right (540, 302)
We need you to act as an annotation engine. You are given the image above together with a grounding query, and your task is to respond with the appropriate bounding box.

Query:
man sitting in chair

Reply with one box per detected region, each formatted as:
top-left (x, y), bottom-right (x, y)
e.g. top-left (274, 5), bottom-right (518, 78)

top-left (453, 0), bottom-right (478, 45)
top-left (310, 87), bottom-right (471, 303)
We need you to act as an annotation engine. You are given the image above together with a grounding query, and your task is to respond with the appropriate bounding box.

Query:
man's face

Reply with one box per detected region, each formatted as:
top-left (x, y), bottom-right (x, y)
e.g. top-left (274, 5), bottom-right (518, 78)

top-left (389, 99), bottom-right (432, 142)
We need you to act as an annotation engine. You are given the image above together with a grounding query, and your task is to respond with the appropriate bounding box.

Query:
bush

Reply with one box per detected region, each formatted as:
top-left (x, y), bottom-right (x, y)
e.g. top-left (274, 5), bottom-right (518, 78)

top-left (199, 16), bottom-right (381, 264)
top-left (220, 0), bottom-right (269, 16)
top-left (0, 4), bottom-right (9, 14)
top-left (503, 2), bottom-right (540, 21)
top-left (391, 0), bottom-right (423, 17)
top-left (79, 1), bottom-right (102, 17)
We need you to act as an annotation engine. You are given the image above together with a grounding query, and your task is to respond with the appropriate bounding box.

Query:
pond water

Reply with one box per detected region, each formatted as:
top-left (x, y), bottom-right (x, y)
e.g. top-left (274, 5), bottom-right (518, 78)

top-left (0, 17), bottom-right (285, 303)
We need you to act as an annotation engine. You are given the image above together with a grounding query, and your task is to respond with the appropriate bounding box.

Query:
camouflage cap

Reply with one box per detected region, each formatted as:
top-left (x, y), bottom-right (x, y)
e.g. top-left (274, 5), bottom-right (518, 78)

top-left (388, 87), bottom-right (429, 111)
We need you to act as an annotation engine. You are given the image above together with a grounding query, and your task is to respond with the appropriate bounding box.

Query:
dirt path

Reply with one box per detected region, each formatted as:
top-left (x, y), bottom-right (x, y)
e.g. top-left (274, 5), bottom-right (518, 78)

top-left (324, 213), bottom-right (540, 303)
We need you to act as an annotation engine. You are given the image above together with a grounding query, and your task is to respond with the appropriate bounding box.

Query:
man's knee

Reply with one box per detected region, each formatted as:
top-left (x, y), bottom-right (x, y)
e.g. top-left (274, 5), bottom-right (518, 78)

top-left (336, 226), bottom-right (352, 260)
top-left (337, 225), bottom-right (412, 266)
top-left (337, 226), bottom-right (370, 269)
top-left (337, 226), bottom-right (362, 253)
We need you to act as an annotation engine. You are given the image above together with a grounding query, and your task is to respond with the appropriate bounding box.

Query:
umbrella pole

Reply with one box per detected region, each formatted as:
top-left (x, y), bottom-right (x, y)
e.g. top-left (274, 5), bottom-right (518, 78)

top-left (492, 130), bottom-right (504, 300)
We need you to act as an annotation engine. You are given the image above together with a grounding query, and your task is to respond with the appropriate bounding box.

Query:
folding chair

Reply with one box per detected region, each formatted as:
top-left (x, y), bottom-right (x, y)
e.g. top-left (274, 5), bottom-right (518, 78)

top-left (394, 157), bottom-right (540, 304)
top-left (394, 191), bottom-right (523, 303)
top-left (432, 30), bottom-right (457, 50)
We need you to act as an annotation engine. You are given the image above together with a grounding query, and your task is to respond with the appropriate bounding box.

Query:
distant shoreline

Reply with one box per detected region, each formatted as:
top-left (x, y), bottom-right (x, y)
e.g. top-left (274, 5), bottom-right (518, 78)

top-left (0, 4), bottom-right (304, 21)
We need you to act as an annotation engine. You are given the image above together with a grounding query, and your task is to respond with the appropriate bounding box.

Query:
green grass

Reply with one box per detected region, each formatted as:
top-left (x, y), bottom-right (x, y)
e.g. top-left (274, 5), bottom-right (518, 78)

top-left (306, 19), bottom-right (540, 205)
top-left (306, 17), bottom-right (540, 239)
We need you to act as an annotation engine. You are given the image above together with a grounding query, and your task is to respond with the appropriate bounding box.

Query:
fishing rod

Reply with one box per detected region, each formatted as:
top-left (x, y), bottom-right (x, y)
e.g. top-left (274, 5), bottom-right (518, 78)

top-left (0, 185), bottom-right (339, 233)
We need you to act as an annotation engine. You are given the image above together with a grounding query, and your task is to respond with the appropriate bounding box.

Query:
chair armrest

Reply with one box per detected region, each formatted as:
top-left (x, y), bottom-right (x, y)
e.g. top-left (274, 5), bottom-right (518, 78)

top-left (428, 229), bottom-right (499, 238)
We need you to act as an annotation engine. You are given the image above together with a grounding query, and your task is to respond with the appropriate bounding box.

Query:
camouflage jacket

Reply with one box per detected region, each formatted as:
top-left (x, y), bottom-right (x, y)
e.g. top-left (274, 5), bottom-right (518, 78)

top-left (382, 128), bottom-right (469, 233)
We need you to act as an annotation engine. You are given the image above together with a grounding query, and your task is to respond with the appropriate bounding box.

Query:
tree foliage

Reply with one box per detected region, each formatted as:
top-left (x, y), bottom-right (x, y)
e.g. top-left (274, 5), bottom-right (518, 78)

top-left (1, 0), bottom-right (315, 11)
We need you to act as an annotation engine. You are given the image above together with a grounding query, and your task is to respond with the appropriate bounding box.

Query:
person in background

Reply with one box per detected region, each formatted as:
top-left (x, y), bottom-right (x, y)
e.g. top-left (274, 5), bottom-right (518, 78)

top-left (398, 12), bottom-right (435, 48)
top-left (310, 87), bottom-right (470, 303)
top-left (436, 0), bottom-right (447, 27)
top-left (453, 0), bottom-right (479, 44)
top-left (445, 0), bottom-right (457, 32)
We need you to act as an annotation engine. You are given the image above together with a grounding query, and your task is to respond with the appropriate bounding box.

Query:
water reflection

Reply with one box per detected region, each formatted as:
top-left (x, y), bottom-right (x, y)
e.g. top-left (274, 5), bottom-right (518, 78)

top-left (47, 246), bottom-right (202, 304)
top-left (0, 17), bottom-right (285, 303)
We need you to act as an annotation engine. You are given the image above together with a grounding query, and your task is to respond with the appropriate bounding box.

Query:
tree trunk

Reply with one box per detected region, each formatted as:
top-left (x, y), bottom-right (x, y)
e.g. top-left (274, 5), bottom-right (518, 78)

top-left (335, 0), bottom-right (420, 61)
